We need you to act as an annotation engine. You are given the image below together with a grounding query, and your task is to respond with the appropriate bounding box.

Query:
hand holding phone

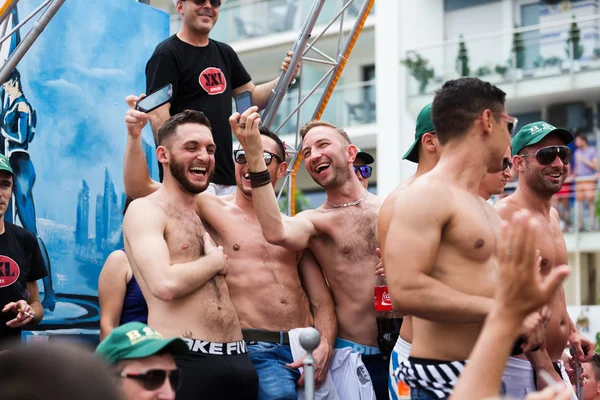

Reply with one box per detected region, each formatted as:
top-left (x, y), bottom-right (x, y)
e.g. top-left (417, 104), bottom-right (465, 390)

top-left (135, 83), bottom-right (173, 113)
top-left (235, 90), bottom-right (253, 116)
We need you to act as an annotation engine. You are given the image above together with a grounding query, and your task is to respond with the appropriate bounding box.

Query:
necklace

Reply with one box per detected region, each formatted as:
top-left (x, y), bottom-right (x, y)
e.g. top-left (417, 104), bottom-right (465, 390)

top-left (326, 190), bottom-right (368, 208)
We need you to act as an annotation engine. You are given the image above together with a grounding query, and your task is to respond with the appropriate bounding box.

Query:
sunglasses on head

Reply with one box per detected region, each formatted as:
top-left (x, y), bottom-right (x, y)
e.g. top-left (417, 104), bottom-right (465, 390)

top-left (233, 149), bottom-right (283, 166)
top-left (189, 0), bottom-right (222, 8)
top-left (519, 146), bottom-right (572, 166)
top-left (502, 157), bottom-right (513, 171)
top-left (593, 353), bottom-right (600, 367)
top-left (354, 165), bottom-right (372, 179)
top-left (119, 369), bottom-right (181, 391)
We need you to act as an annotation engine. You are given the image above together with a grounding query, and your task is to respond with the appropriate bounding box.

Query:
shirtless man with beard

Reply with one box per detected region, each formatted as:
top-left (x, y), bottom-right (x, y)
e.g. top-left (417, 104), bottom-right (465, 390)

top-left (122, 109), bottom-right (258, 400)
top-left (231, 107), bottom-right (387, 398)
top-left (496, 121), bottom-right (594, 396)
top-left (123, 96), bottom-right (336, 399)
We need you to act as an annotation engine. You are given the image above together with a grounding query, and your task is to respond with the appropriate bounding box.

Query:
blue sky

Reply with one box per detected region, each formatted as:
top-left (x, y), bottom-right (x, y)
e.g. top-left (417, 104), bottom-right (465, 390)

top-left (15, 0), bottom-right (168, 227)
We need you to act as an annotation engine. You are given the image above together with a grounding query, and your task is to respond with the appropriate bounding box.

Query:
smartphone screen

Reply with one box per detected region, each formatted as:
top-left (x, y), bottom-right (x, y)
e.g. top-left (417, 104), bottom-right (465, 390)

top-left (235, 91), bottom-right (253, 115)
top-left (136, 83), bottom-right (173, 113)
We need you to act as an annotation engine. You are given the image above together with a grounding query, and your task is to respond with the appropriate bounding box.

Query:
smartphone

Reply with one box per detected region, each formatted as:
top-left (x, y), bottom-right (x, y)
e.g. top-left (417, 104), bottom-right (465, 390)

top-left (135, 83), bottom-right (173, 113)
top-left (235, 90), bottom-right (253, 115)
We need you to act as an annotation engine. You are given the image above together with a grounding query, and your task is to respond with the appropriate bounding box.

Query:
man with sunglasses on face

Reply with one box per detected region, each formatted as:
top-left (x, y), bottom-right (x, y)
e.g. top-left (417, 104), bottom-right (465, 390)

top-left (353, 149), bottom-right (374, 189)
top-left (145, 0), bottom-right (297, 195)
top-left (97, 322), bottom-right (189, 400)
top-left (231, 107), bottom-right (388, 398)
top-left (380, 78), bottom-right (547, 400)
top-left (496, 121), bottom-right (595, 397)
top-left (479, 146), bottom-right (513, 202)
top-left (123, 97), bottom-right (337, 400)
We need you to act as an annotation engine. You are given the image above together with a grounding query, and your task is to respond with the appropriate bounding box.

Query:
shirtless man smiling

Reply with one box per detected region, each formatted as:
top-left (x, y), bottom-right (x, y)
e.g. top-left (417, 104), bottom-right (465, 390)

top-left (122, 109), bottom-right (258, 400)
top-left (123, 96), bottom-right (336, 399)
top-left (231, 108), bottom-right (387, 398)
top-left (496, 121), bottom-right (594, 394)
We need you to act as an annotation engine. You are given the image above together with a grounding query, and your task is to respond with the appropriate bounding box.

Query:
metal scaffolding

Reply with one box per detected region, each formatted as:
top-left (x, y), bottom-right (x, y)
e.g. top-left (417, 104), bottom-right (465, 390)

top-left (260, 0), bottom-right (375, 216)
top-left (0, 0), bottom-right (65, 84)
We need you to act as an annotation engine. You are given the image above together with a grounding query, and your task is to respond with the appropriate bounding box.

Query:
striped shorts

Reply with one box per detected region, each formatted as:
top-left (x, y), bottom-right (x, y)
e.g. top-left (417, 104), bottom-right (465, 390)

top-left (389, 337), bottom-right (412, 399)
top-left (395, 356), bottom-right (466, 399)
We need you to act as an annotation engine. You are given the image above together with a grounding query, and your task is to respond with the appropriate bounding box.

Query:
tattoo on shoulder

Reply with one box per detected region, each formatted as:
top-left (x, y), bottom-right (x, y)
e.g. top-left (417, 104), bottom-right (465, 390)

top-left (182, 330), bottom-right (193, 339)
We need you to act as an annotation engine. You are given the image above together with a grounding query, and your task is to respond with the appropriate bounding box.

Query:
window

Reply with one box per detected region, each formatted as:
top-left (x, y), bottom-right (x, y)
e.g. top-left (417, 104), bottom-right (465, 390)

top-left (444, 0), bottom-right (500, 12)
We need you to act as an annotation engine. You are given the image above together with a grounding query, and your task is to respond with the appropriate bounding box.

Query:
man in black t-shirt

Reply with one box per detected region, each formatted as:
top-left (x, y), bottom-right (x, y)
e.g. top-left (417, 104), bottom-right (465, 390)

top-left (145, 0), bottom-right (296, 195)
top-left (0, 154), bottom-right (46, 346)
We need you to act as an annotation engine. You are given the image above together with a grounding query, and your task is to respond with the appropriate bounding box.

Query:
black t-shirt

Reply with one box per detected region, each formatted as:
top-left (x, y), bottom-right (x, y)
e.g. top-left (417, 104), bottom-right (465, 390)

top-left (0, 222), bottom-right (47, 341)
top-left (146, 35), bottom-right (252, 186)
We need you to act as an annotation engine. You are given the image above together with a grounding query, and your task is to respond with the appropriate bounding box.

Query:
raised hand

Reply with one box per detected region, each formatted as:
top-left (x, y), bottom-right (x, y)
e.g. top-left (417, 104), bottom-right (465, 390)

top-left (125, 94), bottom-right (149, 138)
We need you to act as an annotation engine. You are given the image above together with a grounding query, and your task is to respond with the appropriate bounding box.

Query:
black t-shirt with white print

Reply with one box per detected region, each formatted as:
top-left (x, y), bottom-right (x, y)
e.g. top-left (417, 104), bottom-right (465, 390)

top-left (146, 35), bottom-right (252, 186)
top-left (0, 221), bottom-right (47, 341)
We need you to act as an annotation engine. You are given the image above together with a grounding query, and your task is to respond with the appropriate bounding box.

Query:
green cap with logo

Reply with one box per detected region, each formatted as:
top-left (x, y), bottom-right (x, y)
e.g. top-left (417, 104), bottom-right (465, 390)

top-left (0, 154), bottom-right (13, 176)
top-left (512, 121), bottom-right (574, 157)
top-left (95, 322), bottom-right (189, 365)
top-left (355, 148), bottom-right (374, 165)
top-left (403, 103), bottom-right (435, 163)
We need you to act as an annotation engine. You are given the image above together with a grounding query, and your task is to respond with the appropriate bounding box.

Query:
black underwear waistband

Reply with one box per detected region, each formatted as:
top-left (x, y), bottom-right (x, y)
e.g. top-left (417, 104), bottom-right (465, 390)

top-left (181, 338), bottom-right (247, 356)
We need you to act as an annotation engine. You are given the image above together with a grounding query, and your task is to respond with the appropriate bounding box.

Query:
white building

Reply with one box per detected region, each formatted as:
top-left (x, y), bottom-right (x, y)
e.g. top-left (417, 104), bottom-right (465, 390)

top-left (148, 0), bottom-right (600, 313)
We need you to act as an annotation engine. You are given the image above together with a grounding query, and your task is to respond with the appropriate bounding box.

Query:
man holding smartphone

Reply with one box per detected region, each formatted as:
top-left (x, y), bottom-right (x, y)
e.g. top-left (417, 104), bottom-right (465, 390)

top-left (146, 0), bottom-right (297, 195)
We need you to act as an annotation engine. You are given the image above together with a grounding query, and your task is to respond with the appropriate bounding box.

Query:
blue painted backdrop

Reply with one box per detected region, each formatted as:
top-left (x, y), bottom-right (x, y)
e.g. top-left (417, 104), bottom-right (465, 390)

top-left (3, 0), bottom-right (167, 342)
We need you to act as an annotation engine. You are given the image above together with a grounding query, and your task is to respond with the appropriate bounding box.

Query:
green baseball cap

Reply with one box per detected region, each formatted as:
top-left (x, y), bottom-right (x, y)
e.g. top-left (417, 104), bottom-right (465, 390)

top-left (0, 154), bottom-right (13, 176)
top-left (95, 322), bottom-right (189, 365)
top-left (403, 103), bottom-right (435, 163)
top-left (512, 121), bottom-right (573, 157)
top-left (355, 148), bottom-right (374, 165)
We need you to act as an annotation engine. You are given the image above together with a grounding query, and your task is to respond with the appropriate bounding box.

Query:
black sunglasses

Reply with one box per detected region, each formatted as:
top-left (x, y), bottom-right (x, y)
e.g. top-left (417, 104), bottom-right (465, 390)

top-left (234, 150), bottom-right (283, 166)
top-left (189, 0), bottom-right (222, 8)
top-left (354, 165), bottom-right (372, 179)
top-left (519, 146), bottom-right (572, 166)
top-left (119, 369), bottom-right (181, 391)
top-left (593, 353), bottom-right (600, 367)
top-left (502, 157), bottom-right (513, 171)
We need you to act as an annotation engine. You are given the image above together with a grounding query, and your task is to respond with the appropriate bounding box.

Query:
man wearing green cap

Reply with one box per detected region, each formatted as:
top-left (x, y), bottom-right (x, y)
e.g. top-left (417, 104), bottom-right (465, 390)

top-left (353, 148), bottom-right (375, 189)
top-left (97, 321), bottom-right (189, 400)
top-left (0, 153), bottom-right (46, 347)
top-left (496, 121), bottom-right (594, 394)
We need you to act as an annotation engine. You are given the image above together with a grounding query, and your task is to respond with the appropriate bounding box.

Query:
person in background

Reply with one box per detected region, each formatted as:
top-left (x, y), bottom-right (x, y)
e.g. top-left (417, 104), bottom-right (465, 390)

top-left (353, 148), bottom-right (374, 189)
top-left (98, 197), bottom-right (148, 341)
top-left (572, 134), bottom-right (598, 231)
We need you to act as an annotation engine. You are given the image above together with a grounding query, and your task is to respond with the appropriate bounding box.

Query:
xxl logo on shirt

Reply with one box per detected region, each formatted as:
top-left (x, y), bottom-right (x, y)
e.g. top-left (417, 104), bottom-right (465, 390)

top-left (0, 255), bottom-right (20, 288)
top-left (199, 67), bottom-right (227, 95)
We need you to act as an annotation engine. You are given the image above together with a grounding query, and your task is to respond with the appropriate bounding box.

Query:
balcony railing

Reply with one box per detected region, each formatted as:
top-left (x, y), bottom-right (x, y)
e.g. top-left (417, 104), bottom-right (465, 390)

top-left (403, 14), bottom-right (600, 97)
top-left (230, 79), bottom-right (376, 140)
top-left (171, 0), bottom-right (374, 43)
top-left (491, 175), bottom-right (600, 234)
top-left (270, 79), bottom-right (376, 136)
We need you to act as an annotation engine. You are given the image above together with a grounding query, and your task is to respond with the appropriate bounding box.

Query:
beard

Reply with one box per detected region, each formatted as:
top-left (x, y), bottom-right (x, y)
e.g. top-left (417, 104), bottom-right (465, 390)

top-left (170, 157), bottom-right (212, 194)
top-left (526, 168), bottom-right (566, 198)
top-left (314, 162), bottom-right (353, 189)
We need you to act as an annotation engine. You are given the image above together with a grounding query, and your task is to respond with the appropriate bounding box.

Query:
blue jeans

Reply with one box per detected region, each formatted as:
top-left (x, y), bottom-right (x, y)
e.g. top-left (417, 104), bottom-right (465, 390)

top-left (410, 387), bottom-right (446, 400)
top-left (247, 342), bottom-right (301, 400)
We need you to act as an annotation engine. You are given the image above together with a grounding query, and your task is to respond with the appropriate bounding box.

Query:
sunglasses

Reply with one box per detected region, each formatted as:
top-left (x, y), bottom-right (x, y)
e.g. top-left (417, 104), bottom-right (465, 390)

top-left (502, 157), bottom-right (513, 171)
top-left (189, 0), bottom-right (222, 8)
top-left (497, 114), bottom-right (519, 136)
top-left (234, 150), bottom-right (283, 166)
top-left (354, 165), bottom-right (372, 179)
top-left (119, 369), bottom-right (181, 391)
top-left (519, 146), bottom-right (572, 166)
top-left (593, 353), bottom-right (600, 367)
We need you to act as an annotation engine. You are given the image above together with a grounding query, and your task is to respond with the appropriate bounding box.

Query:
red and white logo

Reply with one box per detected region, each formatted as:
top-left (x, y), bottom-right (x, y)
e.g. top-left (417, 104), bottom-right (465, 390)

top-left (0, 255), bottom-right (20, 288)
top-left (199, 67), bottom-right (227, 95)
